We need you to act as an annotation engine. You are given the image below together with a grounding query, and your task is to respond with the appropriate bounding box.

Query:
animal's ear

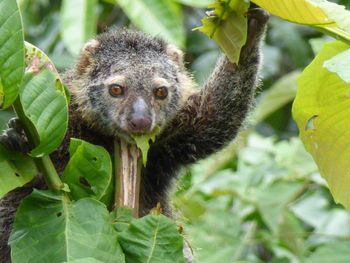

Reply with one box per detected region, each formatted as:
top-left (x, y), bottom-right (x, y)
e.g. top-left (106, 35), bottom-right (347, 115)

top-left (76, 39), bottom-right (100, 75)
top-left (166, 44), bottom-right (185, 68)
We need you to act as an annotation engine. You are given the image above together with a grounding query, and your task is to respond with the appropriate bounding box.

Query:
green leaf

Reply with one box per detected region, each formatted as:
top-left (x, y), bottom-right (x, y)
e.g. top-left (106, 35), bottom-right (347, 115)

top-left (0, 145), bottom-right (37, 198)
top-left (61, 139), bottom-right (113, 202)
top-left (251, 0), bottom-right (350, 44)
top-left (117, 0), bottom-right (185, 48)
top-left (110, 207), bottom-right (133, 232)
top-left (323, 48), bottom-right (350, 83)
top-left (19, 70), bottom-right (68, 157)
top-left (186, 209), bottom-right (244, 263)
top-left (119, 214), bottom-right (185, 263)
top-left (61, 0), bottom-right (98, 56)
top-left (305, 241), bottom-right (350, 263)
top-left (197, 0), bottom-right (249, 64)
top-left (24, 42), bottom-right (69, 102)
top-left (0, 0), bottom-right (25, 108)
top-left (292, 41), bottom-right (350, 210)
top-left (278, 211), bottom-right (306, 257)
top-left (9, 190), bottom-right (125, 263)
top-left (256, 181), bottom-right (304, 234)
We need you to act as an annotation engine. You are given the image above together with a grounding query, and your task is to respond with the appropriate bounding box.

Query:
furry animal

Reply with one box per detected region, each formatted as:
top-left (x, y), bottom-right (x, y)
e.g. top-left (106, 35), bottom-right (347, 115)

top-left (0, 8), bottom-right (269, 262)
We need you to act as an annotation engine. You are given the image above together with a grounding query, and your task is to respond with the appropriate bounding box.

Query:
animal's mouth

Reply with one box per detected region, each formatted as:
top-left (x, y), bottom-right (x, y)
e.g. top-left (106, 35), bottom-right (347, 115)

top-left (114, 125), bottom-right (161, 144)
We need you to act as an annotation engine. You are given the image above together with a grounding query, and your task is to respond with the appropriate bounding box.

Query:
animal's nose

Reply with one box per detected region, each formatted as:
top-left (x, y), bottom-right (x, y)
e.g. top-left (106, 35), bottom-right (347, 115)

top-left (128, 115), bottom-right (152, 132)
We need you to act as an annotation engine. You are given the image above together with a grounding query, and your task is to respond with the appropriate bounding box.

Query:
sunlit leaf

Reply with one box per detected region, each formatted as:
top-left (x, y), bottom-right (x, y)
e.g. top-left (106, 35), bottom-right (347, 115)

top-left (119, 214), bottom-right (185, 263)
top-left (292, 41), bottom-right (350, 210)
top-left (61, 0), bottom-right (98, 56)
top-left (0, 0), bottom-right (24, 108)
top-left (251, 0), bottom-right (350, 44)
top-left (61, 139), bottom-right (112, 202)
top-left (9, 190), bottom-right (125, 263)
top-left (323, 48), bottom-right (350, 83)
top-left (251, 0), bottom-right (331, 25)
top-left (117, 0), bottom-right (185, 47)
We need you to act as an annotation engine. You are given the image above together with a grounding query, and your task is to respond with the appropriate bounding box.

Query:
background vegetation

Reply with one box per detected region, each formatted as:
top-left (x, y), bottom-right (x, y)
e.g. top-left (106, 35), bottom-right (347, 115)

top-left (2, 0), bottom-right (350, 262)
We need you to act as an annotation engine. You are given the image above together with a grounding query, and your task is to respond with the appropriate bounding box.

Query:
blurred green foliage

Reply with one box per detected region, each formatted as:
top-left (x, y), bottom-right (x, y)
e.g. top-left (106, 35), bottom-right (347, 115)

top-left (9, 0), bottom-right (350, 262)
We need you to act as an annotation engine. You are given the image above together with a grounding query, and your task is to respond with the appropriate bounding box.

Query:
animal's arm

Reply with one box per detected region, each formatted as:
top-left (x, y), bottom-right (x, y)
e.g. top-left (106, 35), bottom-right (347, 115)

top-left (149, 9), bottom-right (269, 169)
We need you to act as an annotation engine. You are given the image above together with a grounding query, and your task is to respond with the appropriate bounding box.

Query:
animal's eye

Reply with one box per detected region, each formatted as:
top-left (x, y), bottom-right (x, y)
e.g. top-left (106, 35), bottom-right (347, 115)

top-left (154, 86), bottom-right (168, 99)
top-left (109, 84), bottom-right (124, 97)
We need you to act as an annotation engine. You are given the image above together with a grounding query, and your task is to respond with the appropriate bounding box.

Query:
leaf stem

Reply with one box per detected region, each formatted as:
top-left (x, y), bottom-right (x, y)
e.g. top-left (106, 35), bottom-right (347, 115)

top-left (12, 97), bottom-right (63, 190)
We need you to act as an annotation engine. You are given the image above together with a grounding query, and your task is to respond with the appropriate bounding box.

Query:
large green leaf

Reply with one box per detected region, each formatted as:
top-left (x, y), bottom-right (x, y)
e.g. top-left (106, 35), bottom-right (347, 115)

top-left (251, 0), bottom-right (350, 44)
top-left (309, 0), bottom-right (350, 43)
top-left (197, 0), bottom-right (249, 64)
top-left (117, 0), bottom-right (185, 48)
top-left (19, 70), bottom-right (68, 157)
top-left (119, 214), bottom-right (185, 263)
top-left (9, 190), bottom-right (125, 263)
top-left (0, 145), bottom-right (37, 198)
top-left (0, 0), bottom-right (24, 108)
top-left (292, 41), bottom-right (350, 210)
top-left (61, 0), bottom-right (98, 56)
top-left (61, 139), bottom-right (113, 202)
top-left (252, 0), bottom-right (331, 25)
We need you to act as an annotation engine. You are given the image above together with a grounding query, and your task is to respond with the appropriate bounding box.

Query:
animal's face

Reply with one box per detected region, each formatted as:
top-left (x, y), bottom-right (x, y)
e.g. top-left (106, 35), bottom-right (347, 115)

top-left (70, 30), bottom-right (194, 140)
top-left (86, 56), bottom-right (181, 139)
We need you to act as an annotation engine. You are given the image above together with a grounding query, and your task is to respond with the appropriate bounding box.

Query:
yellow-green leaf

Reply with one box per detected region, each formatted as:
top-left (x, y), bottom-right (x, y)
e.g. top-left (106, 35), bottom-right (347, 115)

top-left (292, 41), bottom-right (350, 210)
top-left (197, 0), bottom-right (249, 64)
top-left (132, 126), bottom-right (161, 166)
top-left (251, 0), bottom-right (350, 44)
top-left (252, 0), bottom-right (332, 25)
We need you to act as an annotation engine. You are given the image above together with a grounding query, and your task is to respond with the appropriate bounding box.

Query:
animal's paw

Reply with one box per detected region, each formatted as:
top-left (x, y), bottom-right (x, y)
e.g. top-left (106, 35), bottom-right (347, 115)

top-left (247, 8), bottom-right (270, 26)
top-left (0, 118), bottom-right (31, 153)
top-left (246, 8), bottom-right (270, 42)
top-left (239, 8), bottom-right (269, 64)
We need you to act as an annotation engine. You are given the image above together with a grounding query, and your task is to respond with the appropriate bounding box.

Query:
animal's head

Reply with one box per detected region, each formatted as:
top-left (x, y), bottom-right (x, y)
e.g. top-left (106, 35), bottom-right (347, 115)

top-left (68, 29), bottom-right (195, 140)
